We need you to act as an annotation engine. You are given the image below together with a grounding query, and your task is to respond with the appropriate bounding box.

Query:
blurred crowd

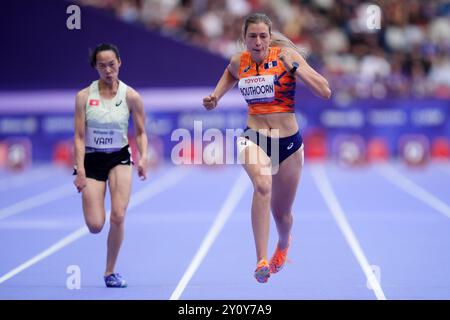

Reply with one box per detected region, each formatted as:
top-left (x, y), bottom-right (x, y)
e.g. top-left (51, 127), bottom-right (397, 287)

top-left (77, 0), bottom-right (450, 101)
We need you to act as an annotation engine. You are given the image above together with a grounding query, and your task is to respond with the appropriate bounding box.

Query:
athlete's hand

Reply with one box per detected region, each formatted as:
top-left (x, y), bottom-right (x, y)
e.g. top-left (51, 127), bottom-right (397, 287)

top-left (202, 94), bottom-right (218, 110)
top-left (137, 156), bottom-right (148, 181)
top-left (278, 48), bottom-right (296, 73)
top-left (74, 172), bottom-right (87, 193)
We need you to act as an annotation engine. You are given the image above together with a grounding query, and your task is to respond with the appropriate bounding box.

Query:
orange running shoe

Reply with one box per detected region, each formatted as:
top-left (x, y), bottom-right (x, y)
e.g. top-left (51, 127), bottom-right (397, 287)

top-left (269, 237), bottom-right (291, 274)
top-left (254, 259), bottom-right (270, 283)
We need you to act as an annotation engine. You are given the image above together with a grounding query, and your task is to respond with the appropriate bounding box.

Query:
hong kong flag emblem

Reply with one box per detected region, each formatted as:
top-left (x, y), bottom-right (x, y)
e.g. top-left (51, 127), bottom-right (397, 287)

top-left (89, 99), bottom-right (100, 106)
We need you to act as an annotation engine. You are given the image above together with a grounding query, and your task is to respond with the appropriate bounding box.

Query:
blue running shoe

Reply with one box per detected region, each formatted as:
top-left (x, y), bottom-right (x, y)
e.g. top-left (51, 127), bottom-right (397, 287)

top-left (254, 259), bottom-right (270, 283)
top-left (104, 273), bottom-right (127, 288)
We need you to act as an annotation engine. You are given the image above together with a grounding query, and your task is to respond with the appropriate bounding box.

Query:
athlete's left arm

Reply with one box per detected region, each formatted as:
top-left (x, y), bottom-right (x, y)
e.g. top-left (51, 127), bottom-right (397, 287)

top-left (127, 88), bottom-right (148, 180)
top-left (279, 47), bottom-right (331, 99)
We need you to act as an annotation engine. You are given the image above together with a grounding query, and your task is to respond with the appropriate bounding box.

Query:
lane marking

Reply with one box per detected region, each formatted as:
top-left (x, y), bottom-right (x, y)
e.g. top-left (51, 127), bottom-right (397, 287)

top-left (170, 170), bottom-right (250, 300)
top-left (378, 164), bottom-right (450, 219)
top-left (311, 164), bottom-right (387, 300)
top-left (0, 166), bottom-right (59, 192)
top-left (0, 167), bottom-right (190, 285)
top-left (0, 183), bottom-right (74, 220)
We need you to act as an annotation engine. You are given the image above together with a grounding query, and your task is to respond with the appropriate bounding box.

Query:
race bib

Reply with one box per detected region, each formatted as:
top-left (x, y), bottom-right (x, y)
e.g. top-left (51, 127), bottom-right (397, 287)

top-left (86, 127), bottom-right (124, 150)
top-left (238, 75), bottom-right (275, 104)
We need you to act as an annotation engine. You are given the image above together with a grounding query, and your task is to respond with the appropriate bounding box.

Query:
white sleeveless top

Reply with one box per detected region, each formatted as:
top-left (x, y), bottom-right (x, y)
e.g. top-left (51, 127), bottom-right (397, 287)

top-left (85, 80), bottom-right (130, 153)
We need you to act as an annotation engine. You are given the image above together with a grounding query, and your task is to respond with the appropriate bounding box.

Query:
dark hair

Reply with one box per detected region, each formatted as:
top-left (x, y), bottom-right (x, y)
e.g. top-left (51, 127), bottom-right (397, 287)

top-left (242, 13), bottom-right (272, 37)
top-left (89, 43), bottom-right (120, 68)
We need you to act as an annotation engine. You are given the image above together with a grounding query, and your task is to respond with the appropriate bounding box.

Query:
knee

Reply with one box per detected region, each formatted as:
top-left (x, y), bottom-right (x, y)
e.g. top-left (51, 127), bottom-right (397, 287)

top-left (87, 222), bottom-right (104, 234)
top-left (110, 210), bottom-right (126, 226)
top-left (253, 176), bottom-right (272, 197)
top-left (272, 209), bottom-right (293, 223)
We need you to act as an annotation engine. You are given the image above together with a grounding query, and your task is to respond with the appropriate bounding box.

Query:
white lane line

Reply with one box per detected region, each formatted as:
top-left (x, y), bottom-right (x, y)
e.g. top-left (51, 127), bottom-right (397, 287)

top-left (311, 164), bottom-right (387, 300)
top-left (170, 170), bottom-right (250, 300)
top-left (0, 226), bottom-right (89, 285)
top-left (378, 164), bottom-right (450, 219)
top-left (0, 166), bottom-right (58, 192)
top-left (0, 183), bottom-right (75, 220)
top-left (0, 167), bottom-right (190, 285)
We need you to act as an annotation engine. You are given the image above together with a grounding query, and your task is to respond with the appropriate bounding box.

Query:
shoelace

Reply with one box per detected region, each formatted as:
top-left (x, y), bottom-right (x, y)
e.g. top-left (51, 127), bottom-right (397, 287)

top-left (106, 273), bottom-right (121, 282)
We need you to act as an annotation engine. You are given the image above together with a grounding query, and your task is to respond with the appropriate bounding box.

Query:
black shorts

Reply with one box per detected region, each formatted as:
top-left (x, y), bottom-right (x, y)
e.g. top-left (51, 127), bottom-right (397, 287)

top-left (241, 127), bottom-right (303, 165)
top-left (73, 145), bottom-right (132, 182)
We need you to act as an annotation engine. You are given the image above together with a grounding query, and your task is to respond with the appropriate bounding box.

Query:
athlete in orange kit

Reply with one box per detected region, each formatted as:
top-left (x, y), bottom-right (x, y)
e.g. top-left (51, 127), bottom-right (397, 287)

top-left (203, 13), bottom-right (331, 283)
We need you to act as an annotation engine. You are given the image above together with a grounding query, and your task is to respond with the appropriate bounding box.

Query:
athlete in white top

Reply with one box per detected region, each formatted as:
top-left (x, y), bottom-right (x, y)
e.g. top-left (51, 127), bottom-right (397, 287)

top-left (73, 43), bottom-right (148, 288)
top-left (84, 79), bottom-right (130, 153)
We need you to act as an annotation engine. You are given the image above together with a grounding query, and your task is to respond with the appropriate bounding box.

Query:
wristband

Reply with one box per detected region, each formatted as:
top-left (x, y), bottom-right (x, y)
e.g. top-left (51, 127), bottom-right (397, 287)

top-left (289, 62), bottom-right (299, 74)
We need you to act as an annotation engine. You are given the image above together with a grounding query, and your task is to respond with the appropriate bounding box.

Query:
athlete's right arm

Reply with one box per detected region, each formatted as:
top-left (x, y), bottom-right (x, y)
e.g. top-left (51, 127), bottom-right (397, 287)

top-left (202, 53), bottom-right (240, 111)
top-left (73, 88), bottom-right (88, 193)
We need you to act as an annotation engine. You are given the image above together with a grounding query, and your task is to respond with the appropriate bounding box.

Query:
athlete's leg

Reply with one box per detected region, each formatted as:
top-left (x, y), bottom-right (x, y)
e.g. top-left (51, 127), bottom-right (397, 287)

top-left (240, 142), bottom-right (272, 263)
top-left (105, 164), bottom-right (132, 276)
top-left (82, 178), bottom-right (107, 234)
top-left (271, 147), bottom-right (303, 249)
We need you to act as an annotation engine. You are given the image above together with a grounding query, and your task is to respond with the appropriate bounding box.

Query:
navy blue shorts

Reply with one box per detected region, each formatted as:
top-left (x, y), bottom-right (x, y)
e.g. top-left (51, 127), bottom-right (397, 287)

top-left (241, 127), bottom-right (303, 165)
top-left (73, 145), bottom-right (132, 182)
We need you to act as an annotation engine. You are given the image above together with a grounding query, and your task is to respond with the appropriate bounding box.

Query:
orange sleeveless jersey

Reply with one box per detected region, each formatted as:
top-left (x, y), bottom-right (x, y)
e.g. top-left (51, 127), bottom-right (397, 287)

top-left (237, 47), bottom-right (296, 115)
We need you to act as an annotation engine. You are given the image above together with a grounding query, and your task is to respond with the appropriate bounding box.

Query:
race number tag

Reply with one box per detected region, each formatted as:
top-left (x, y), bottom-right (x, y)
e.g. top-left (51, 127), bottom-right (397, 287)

top-left (86, 127), bottom-right (123, 150)
top-left (238, 75), bottom-right (275, 104)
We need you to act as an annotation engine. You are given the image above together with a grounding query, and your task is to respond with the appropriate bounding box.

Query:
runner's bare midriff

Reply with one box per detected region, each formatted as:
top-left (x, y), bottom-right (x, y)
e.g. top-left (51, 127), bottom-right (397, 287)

top-left (247, 112), bottom-right (299, 137)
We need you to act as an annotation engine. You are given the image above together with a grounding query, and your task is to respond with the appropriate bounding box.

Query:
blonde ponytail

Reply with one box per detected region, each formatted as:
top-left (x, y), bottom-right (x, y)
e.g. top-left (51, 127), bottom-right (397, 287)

top-left (270, 32), bottom-right (308, 58)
